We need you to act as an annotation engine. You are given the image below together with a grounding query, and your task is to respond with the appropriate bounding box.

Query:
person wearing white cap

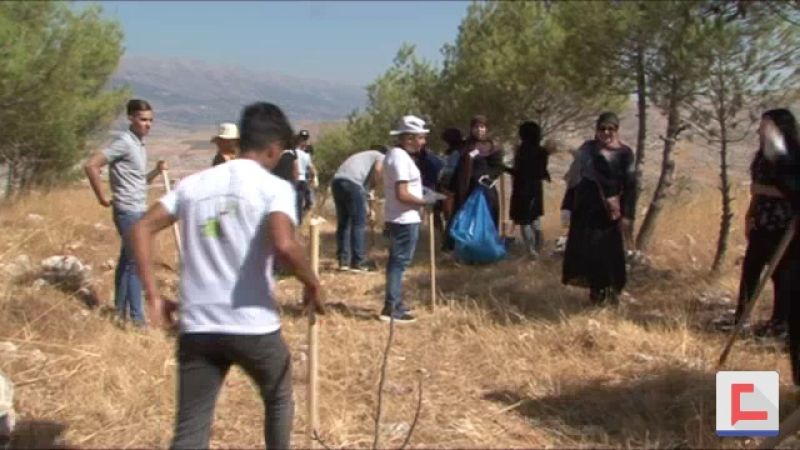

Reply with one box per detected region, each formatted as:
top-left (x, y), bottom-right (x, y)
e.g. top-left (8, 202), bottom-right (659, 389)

top-left (381, 115), bottom-right (437, 323)
top-left (211, 122), bottom-right (240, 166)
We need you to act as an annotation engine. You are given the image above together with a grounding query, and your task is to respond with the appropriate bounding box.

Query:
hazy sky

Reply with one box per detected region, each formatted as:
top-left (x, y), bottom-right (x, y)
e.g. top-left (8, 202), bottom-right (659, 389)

top-left (91, 1), bottom-right (469, 86)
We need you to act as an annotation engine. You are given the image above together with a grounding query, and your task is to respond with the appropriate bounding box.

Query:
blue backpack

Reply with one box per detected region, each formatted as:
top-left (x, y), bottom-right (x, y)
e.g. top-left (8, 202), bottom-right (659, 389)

top-left (449, 187), bottom-right (507, 264)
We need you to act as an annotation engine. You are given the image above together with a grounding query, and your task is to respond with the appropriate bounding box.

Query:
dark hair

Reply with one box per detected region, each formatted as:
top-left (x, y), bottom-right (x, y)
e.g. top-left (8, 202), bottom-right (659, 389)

top-left (370, 143), bottom-right (389, 154)
top-left (518, 121), bottom-right (541, 144)
top-left (239, 102), bottom-right (294, 153)
top-left (441, 128), bottom-right (464, 148)
top-left (596, 111), bottom-right (620, 129)
top-left (763, 109), bottom-right (800, 159)
top-left (470, 114), bottom-right (488, 129)
top-left (127, 99), bottom-right (152, 116)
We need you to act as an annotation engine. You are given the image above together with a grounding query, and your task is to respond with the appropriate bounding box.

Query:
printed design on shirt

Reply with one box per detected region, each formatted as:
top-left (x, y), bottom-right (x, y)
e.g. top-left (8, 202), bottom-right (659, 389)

top-left (198, 196), bottom-right (242, 240)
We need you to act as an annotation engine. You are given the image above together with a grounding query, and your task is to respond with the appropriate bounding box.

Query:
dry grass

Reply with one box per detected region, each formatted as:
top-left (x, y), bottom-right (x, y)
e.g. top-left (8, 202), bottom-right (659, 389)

top-left (0, 174), bottom-right (794, 449)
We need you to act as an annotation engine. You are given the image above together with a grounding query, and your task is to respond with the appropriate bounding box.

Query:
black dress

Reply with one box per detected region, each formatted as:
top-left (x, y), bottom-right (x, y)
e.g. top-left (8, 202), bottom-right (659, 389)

top-left (562, 140), bottom-right (635, 295)
top-left (509, 143), bottom-right (550, 224)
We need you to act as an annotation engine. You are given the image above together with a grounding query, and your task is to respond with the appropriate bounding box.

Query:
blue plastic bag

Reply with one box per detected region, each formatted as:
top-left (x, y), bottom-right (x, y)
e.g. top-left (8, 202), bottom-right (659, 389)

top-left (449, 187), bottom-right (507, 264)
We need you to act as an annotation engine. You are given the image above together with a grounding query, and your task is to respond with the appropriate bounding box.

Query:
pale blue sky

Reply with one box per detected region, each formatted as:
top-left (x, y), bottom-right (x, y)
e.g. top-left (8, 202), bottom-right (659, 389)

top-left (89, 1), bottom-right (470, 86)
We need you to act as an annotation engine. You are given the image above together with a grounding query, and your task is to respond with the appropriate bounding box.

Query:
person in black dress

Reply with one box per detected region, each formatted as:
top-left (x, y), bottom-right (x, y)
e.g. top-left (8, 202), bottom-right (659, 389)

top-left (509, 121), bottom-right (550, 258)
top-left (757, 108), bottom-right (800, 393)
top-left (562, 112), bottom-right (635, 304)
top-left (734, 138), bottom-right (793, 337)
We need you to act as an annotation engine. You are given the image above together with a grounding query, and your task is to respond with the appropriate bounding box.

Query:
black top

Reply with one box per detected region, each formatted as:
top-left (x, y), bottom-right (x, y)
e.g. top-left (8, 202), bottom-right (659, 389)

top-left (751, 151), bottom-right (792, 231)
top-left (272, 150), bottom-right (297, 182)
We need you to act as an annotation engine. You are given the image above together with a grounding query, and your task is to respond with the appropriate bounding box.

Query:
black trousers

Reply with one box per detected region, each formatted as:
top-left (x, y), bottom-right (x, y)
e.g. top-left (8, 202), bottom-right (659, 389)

top-left (735, 227), bottom-right (790, 324)
top-left (171, 331), bottom-right (294, 449)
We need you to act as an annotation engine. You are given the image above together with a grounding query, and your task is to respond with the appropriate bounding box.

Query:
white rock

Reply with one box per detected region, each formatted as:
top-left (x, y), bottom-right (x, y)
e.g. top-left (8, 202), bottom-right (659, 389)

top-left (32, 278), bottom-right (47, 291)
top-left (26, 213), bottom-right (44, 223)
top-left (93, 222), bottom-right (109, 232)
top-left (101, 259), bottom-right (115, 271)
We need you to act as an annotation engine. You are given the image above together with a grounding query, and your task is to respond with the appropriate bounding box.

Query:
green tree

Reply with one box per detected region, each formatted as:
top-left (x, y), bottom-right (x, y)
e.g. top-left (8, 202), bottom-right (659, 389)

top-left (555, 1), bottom-right (665, 228)
top-left (634, 1), bottom-right (714, 252)
top-left (0, 1), bottom-right (128, 196)
top-left (686, 2), bottom-right (800, 272)
top-left (439, 1), bottom-right (626, 140)
top-left (346, 44), bottom-right (440, 150)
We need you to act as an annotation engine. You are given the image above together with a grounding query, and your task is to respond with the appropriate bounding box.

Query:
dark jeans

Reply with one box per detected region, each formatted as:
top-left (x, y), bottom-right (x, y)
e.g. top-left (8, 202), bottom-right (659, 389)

top-left (736, 227), bottom-right (789, 324)
top-left (332, 178), bottom-right (367, 267)
top-left (172, 331), bottom-right (294, 449)
top-left (296, 181), bottom-right (311, 225)
top-left (384, 222), bottom-right (420, 316)
top-left (112, 207), bottom-right (145, 325)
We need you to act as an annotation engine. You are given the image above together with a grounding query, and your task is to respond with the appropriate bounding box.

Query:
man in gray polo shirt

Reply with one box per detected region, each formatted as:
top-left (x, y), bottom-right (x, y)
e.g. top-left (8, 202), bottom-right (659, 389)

top-left (84, 99), bottom-right (166, 326)
top-left (331, 146), bottom-right (386, 271)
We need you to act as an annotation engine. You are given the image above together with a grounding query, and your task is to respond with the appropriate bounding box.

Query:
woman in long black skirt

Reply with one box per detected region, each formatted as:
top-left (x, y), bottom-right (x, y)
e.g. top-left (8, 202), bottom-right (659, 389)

top-left (509, 121), bottom-right (550, 258)
top-left (734, 132), bottom-right (793, 337)
top-left (758, 108), bottom-right (800, 394)
top-left (562, 112), bottom-right (635, 304)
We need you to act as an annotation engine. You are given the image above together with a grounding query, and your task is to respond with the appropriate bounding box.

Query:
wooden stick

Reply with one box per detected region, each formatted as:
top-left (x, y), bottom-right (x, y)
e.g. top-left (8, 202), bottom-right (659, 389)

top-left (758, 405), bottom-right (800, 449)
top-left (498, 173), bottom-right (507, 237)
top-left (161, 170), bottom-right (182, 259)
top-left (717, 217), bottom-right (797, 369)
top-left (429, 208), bottom-right (436, 311)
top-left (307, 216), bottom-right (324, 448)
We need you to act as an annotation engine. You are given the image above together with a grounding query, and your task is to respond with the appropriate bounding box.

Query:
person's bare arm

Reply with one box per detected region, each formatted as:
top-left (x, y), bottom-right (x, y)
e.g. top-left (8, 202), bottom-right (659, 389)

top-left (395, 181), bottom-right (427, 207)
top-left (146, 160), bottom-right (168, 184)
top-left (269, 212), bottom-right (325, 314)
top-left (369, 160), bottom-right (384, 190)
top-left (132, 203), bottom-right (178, 329)
top-left (84, 151), bottom-right (112, 207)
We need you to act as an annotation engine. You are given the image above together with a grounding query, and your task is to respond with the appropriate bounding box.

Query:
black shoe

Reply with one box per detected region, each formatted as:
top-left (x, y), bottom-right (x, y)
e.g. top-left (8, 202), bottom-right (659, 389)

top-left (589, 288), bottom-right (607, 304)
top-left (350, 260), bottom-right (378, 273)
top-left (379, 312), bottom-right (416, 323)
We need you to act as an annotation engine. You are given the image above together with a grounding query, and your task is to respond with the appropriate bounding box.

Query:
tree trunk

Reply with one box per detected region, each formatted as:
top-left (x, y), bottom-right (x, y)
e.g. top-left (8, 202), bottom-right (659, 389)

top-left (635, 88), bottom-right (680, 252)
top-left (631, 44), bottom-right (648, 227)
top-left (712, 86), bottom-right (733, 273)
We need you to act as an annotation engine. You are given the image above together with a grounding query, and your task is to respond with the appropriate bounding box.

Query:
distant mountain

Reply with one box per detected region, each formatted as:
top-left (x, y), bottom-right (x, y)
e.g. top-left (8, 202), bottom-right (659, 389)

top-left (110, 56), bottom-right (365, 128)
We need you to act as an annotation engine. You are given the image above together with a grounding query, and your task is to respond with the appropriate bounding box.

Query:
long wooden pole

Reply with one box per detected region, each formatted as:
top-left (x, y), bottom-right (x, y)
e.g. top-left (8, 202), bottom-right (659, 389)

top-left (498, 173), bottom-right (507, 237)
top-left (717, 218), bottom-right (797, 369)
top-left (161, 170), bottom-right (182, 258)
top-left (307, 217), bottom-right (323, 447)
top-left (429, 208), bottom-right (436, 311)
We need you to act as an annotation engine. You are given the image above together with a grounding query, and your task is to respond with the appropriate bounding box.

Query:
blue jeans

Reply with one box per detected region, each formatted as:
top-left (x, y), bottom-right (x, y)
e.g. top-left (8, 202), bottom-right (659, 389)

top-left (112, 207), bottom-right (145, 325)
top-left (331, 178), bottom-right (367, 267)
top-left (384, 222), bottom-right (420, 316)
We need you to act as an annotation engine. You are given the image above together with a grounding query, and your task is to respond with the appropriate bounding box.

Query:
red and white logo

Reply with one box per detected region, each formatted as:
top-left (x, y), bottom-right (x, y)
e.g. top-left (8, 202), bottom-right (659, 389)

top-left (716, 371), bottom-right (778, 437)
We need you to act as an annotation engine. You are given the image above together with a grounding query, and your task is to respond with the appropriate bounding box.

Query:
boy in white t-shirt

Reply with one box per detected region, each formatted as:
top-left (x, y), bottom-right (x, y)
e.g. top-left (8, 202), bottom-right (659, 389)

top-left (381, 115), bottom-right (436, 323)
top-left (131, 102), bottom-right (325, 449)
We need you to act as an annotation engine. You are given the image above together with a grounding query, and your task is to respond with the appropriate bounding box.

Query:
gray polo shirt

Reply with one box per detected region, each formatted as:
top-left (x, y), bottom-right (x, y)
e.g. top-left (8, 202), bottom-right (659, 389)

top-left (333, 150), bottom-right (384, 188)
top-left (103, 129), bottom-right (148, 212)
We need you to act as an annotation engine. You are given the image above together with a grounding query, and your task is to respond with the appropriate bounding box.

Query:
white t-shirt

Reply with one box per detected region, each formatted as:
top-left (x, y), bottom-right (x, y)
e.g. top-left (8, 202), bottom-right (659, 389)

top-left (159, 159), bottom-right (297, 335)
top-left (383, 146), bottom-right (422, 224)
top-left (295, 149), bottom-right (312, 181)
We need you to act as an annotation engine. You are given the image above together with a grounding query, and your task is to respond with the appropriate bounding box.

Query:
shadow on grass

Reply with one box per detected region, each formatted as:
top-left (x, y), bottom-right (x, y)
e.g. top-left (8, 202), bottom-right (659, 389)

top-left (484, 368), bottom-right (718, 448)
top-left (8, 419), bottom-right (68, 449)
top-left (280, 301), bottom-right (378, 322)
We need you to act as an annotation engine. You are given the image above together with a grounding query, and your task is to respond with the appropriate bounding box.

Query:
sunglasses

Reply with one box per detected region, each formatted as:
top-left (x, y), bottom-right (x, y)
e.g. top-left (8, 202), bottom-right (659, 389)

top-left (597, 126), bottom-right (618, 132)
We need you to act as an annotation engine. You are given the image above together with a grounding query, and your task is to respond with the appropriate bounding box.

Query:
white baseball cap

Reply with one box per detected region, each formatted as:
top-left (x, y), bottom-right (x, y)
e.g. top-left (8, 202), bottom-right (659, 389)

top-left (211, 122), bottom-right (239, 142)
top-left (389, 115), bottom-right (430, 136)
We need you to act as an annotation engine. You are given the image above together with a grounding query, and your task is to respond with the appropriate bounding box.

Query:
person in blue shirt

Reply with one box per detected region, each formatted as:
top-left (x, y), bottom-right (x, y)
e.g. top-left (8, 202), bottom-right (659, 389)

top-left (413, 144), bottom-right (445, 234)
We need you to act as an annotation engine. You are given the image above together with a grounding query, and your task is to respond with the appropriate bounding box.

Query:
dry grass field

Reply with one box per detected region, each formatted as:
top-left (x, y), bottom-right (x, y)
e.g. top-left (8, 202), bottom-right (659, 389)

top-left (1, 137), bottom-right (797, 448)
